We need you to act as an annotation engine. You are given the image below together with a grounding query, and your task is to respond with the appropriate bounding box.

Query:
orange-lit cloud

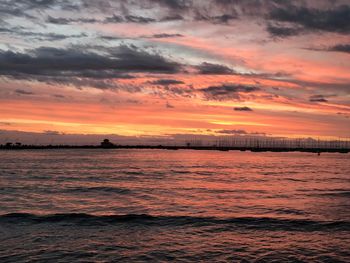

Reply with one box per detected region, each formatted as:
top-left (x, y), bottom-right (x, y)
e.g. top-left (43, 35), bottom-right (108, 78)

top-left (0, 0), bottom-right (349, 142)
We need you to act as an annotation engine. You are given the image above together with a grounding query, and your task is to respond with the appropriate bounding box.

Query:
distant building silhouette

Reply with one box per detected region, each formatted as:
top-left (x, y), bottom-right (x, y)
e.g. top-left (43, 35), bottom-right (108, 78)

top-left (101, 139), bottom-right (114, 148)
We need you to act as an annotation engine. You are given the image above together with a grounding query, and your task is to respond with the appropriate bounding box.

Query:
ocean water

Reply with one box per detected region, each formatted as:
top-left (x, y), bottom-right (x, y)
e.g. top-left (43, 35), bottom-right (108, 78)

top-left (0, 149), bottom-right (349, 262)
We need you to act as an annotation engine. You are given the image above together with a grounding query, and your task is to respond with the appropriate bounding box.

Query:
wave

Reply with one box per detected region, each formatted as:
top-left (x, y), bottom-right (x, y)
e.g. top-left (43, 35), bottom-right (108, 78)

top-left (0, 186), bottom-right (132, 195)
top-left (64, 186), bottom-right (132, 194)
top-left (317, 191), bottom-right (350, 198)
top-left (1, 213), bottom-right (349, 231)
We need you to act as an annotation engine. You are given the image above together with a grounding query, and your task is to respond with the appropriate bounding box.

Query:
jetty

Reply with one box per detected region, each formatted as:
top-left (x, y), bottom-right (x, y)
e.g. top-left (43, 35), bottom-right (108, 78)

top-left (0, 138), bottom-right (349, 153)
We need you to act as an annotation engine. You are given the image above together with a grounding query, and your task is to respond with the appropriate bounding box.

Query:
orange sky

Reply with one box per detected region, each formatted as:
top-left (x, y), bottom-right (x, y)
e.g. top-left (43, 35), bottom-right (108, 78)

top-left (0, 1), bottom-right (349, 142)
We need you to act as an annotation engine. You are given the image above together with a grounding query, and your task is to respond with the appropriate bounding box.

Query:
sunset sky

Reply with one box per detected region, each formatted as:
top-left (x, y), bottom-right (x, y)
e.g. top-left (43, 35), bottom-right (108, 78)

top-left (0, 0), bottom-right (349, 143)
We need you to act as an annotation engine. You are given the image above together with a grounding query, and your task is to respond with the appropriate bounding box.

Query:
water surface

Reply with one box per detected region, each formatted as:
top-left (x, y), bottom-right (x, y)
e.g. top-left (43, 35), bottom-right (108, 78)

top-left (0, 149), bottom-right (349, 262)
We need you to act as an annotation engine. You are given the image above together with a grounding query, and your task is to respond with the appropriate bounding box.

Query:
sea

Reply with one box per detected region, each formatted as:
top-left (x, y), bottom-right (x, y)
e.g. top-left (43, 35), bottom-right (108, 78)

top-left (0, 149), bottom-right (349, 262)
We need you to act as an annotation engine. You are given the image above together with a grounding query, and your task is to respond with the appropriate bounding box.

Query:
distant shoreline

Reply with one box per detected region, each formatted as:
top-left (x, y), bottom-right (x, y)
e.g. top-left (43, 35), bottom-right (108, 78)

top-left (0, 145), bottom-right (348, 153)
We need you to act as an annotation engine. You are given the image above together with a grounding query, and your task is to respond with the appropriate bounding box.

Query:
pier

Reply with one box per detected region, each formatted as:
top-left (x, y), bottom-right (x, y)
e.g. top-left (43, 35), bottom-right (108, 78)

top-left (1, 137), bottom-right (349, 153)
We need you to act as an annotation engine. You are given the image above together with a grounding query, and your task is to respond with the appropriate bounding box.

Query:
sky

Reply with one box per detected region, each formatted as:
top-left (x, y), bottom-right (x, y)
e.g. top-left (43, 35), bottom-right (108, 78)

top-left (0, 0), bottom-right (349, 144)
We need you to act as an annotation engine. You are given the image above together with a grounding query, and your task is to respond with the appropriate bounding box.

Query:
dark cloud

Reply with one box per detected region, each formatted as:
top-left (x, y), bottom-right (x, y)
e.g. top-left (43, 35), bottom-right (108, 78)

top-left (2, 0), bottom-right (346, 42)
top-left (47, 13), bottom-right (181, 25)
top-left (269, 5), bottom-right (350, 34)
top-left (196, 62), bottom-right (234, 75)
top-left (43, 130), bottom-right (62, 135)
top-left (80, 1), bottom-right (238, 25)
top-left (309, 95), bottom-right (328, 102)
top-left (105, 45), bottom-right (182, 74)
top-left (103, 14), bottom-right (124, 23)
top-left (329, 44), bottom-right (350, 53)
top-left (305, 44), bottom-right (350, 54)
top-left (99, 35), bottom-right (123, 41)
top-left (0, 45), bottom-right (182, 79)
top-left (166, 101), bottom-right (175, 108)
top-left (16, 75), bottom-right (141, 91)
top-left (150, 0), bottom-right (193, 10)
top-left (0, 26), bottom-right (25, 34)
top-left (3, 0), bottom-right (349, 32)
top-left (212, 14), bottom-right (237, 23)
top-left (48, 14), bottom-right (156, 24)
top-left (266, 24), bottom-right (302, 37)
top-left (126, 99), bottom-right (140, 104)
top-left (151, 79), bottom-right (185, 86)
top-left (150, 33), bottom-right (184, 38)
top-left (17, 0), bottom-right (76, 9)
top-left (104, 14), bottom-right (156, 24)
top-left (216, 129), bottom-right (266, 136)
top-left (160, 14), bottom-right (184, 21)
top-left (15, 89), bottom-right (34, 95)
top-left (234, 106), bottom-right (253, 111)
top-left (47, 16), bottom-right (73, 24)
top-left (337, 112), bottom-right (350, 119)
top-left (280, 78), bottom-right (350, 95)
top-left (159, 85), bottom-right (194, 98)
top-left (0, 45), bottom-right (182, 91)
top-left (0, 0), bottom-right (79, 19)
top-left (52, 94), bottom-right (65, 98)
top-left (125, 15), bottom-right (156, 23)
top-left (0, 25), bottom-right (87, 41)
top-left (19, 32), bottom-right (85, 41)
top-left (47, 16), bottom-right (99, 25)
top-left (195, 12), bottom-right (237, 24)
top-left (199, 84), bottom-right (259, 100)
top-left (217, 129), bottom-right (248, 135)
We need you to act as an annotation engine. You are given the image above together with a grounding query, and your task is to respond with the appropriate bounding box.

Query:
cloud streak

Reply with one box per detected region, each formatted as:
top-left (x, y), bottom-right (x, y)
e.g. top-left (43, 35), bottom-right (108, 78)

top-left (234, 106), bottom-right (253, 111)
top-left (199, 84), bottom-right (260, 101)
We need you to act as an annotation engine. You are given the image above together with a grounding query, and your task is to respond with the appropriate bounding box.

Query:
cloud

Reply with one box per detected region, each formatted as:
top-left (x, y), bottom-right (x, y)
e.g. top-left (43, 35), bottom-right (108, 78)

top-left (166, 101), bottom-right (175, 108)
top-left (305, 44), bottom-right (350, 55)
top-left (19, 75), bottom-right (141, 91)
top-left (104, 14), bottom-right (156, 24)
top-left (15, 89), bottom-right (34, 95)
top-left (52, 94), bottom-right (65, 98)
top-left (0, 25), bottom-right (87, 41)
top-left (150, 0), bottom-right (192, 10)
top-left (216, 129), bottom-right (266, 136)
top-left (0, 45), bottom-right (182, 85)
top-left (196, 62), bottom-right (234, 75)
top-left (199, 84), bottom-right (260, 100)
top-left (217, 129), bottom-right (248, 135)
top-left (0, 0), bottom-right (79, 19)
top-left (48, 13), bottom-right (177, 25)
top-left (158, 85), bottom-right (194, 97)
top-left (195, 13), bottom-right (237, 24)
top-left (234, 106), bottom-right (253, 111)
top-left (160, 14), bottom-right (184, 21)
top-left (287, 79), bottom-right (350, 95)
top-left (269, 5), bottom-right (350, 34)
top-left (0, 122), bottom-right (11, 126)
top-left (48, 14), bottom-right (157, 25)
top-left (43, 130), bottom-right (62, 135)
top-left (150, 79), bottom-right (185, 85)
top-left (149, 33), bottom-right (184, 38)
top-left (266, 24), bottom-right (302, 37)
top-left (125, 15), bottom-right (156, 23)
top-left (329, 44), bottom-right (350, 53)
top-left (309, 95), bottom-right (328, 102)
top-left (47, 16), bottom-right (99, 24)
top-left (337, 112), bottom-right (350, 119)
